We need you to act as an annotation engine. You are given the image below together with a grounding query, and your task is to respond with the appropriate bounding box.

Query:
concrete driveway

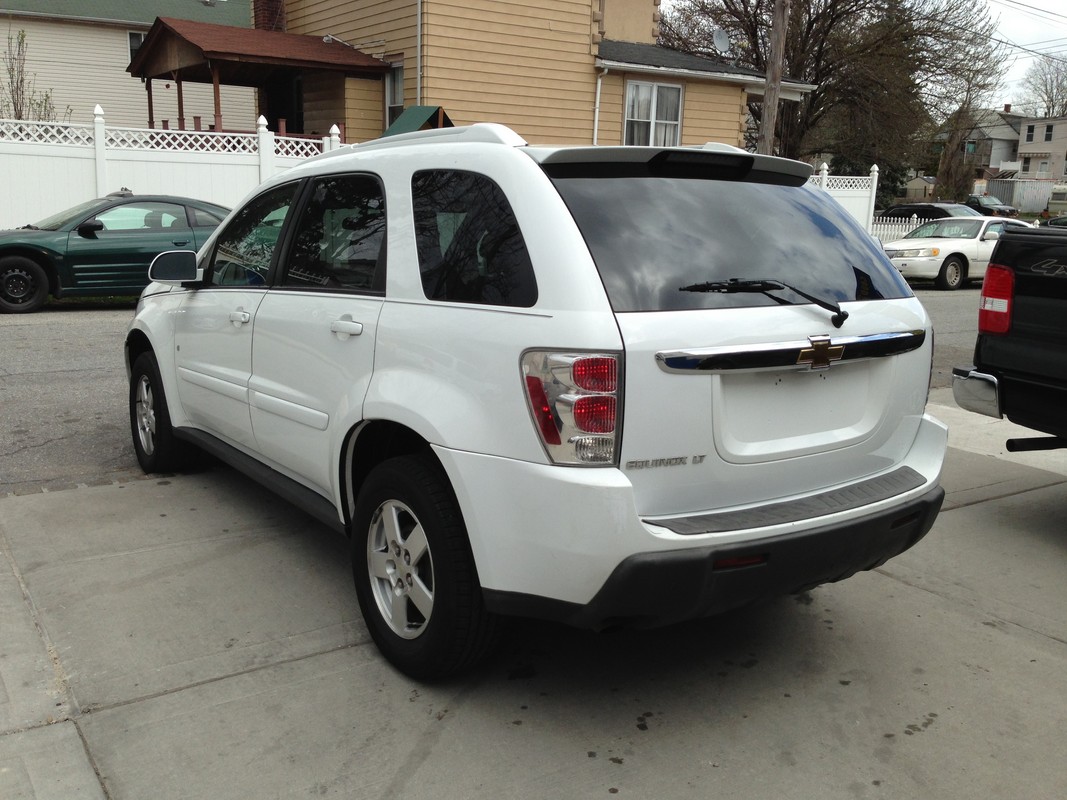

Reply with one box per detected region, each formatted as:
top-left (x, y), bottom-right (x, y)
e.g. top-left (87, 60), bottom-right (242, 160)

top-left (2, 401), bottom-right (1066, 799)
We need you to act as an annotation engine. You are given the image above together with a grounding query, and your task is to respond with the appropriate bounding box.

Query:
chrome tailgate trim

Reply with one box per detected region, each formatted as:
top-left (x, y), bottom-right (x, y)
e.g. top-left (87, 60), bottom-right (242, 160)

top-left (656, 330), bottom-right (926, 373)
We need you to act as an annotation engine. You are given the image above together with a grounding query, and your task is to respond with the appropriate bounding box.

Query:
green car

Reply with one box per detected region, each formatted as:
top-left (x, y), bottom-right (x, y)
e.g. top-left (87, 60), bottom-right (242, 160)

top-left (0, 191), bottom-right (229, 313)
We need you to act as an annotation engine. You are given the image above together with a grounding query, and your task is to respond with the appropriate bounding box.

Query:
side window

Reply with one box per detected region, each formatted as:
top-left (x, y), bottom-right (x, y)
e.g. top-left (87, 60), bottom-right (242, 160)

top-left (93, 202), bottom-right (188, 232)
top-left (207, 183), bottom-right (298, 287)
top-left (411, 170), bottom-right (537, 307)
top-left (283, 174), bottom-right (386, 292)
top-left (191, 207), bottom-right (224, 227)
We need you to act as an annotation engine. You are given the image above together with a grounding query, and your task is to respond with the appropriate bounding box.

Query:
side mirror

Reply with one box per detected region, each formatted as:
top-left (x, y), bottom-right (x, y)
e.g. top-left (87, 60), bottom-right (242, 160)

top-left (77, 220), bottom-right (104, 238)
top-left (984, 230), bottom-right (1000, 241)
top-left (149, 250), bottom-right (202, 285)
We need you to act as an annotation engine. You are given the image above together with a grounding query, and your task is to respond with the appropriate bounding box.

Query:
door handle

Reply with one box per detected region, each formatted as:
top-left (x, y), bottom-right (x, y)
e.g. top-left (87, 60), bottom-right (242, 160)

top-left (330, 318), bottom-right (364, 340)
top-left (229, 310), bottom-right (251, 327)
top-left (171, 240), bottom-right (189, 246)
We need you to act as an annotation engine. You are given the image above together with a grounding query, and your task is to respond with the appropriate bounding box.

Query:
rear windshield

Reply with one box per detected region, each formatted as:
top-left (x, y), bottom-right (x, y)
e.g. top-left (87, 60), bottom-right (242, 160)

top-left (548, 175), bottom-right (911, 312)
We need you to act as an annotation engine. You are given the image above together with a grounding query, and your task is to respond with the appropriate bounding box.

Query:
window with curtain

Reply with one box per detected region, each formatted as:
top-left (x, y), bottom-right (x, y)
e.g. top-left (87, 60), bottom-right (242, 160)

top-left (386, 64), bottom-right (404, 126)
top-left (624, 81), bottom-right (681, 146)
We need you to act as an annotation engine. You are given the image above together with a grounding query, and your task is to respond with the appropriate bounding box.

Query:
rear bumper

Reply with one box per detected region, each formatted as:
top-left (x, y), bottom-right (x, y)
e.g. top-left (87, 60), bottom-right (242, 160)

top-left (952, 365), bottom-right (1001, 418)
top-left (484, 485), bottom-right (944, 629)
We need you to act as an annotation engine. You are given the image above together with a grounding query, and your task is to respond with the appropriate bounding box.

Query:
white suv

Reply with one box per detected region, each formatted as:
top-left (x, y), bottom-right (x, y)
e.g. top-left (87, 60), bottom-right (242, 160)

top-left (126, 124), bottom-right (947, 678)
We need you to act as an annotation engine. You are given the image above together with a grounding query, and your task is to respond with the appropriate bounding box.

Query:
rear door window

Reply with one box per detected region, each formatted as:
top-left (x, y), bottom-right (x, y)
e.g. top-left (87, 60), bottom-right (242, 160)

top-left (548, 173), bottom-right (910, 312)
top-left (411, 169), bottom-right (537, 307)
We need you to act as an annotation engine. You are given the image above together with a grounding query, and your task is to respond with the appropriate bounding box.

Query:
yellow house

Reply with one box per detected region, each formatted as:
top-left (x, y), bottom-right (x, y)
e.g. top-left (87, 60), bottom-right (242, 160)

top-left (131, 0), bottom-right (813, 146)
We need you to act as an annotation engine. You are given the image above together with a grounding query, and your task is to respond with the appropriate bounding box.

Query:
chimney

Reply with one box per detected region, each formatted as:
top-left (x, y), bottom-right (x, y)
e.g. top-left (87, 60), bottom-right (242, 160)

top-left (1004, 103), bottom-right (1012, 113)
top-left (253, 0), bottom-right (286, 32)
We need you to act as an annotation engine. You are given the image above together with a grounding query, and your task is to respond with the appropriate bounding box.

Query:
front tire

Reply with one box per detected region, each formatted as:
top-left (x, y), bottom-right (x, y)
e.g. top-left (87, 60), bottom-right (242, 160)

top-left (129, 352), bottom-right (195, 473)
top-left (0, 256), bottom-right (49, 313)
top-left (352, 454), bottom-right (498, 679)
top-left (935, 256), bottom-right (965, 290)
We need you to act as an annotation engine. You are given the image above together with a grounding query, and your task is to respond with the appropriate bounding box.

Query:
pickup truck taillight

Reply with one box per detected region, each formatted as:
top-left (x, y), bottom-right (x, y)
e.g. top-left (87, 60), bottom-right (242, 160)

top-left (522, 351), bottom-right (622, 465)
top-left (978, 264), bottom-right (1014, 335)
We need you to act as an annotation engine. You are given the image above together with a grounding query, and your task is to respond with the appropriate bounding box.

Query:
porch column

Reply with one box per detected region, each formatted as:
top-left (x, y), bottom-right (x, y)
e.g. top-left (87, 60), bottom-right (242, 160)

top-left (145, 78), bottom-right (155, 129)
top-left (173, 72), bottom-right (186, 130)
top-left (212, 63), bottom-right (223, 131)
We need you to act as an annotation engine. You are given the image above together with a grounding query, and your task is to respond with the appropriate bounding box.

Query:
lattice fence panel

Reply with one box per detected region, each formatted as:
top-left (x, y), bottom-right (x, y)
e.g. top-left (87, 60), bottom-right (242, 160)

top-left (824, 176), bottom-right (873, 191)
top-left (276, 136), bottom-right (322, 159)
top-left (105, 128), bottom-right (258, 154)
top-left (0, 119), bottom-right (94, 146)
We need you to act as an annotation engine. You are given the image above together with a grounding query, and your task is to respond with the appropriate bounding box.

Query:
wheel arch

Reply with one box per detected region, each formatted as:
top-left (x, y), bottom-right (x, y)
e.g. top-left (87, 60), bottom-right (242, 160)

top-left (125, 328), bottom-right (154, 378)
top-left (341, 420), bottom-right (444, 536)
top-left (0, 247), bottom-right (60, 295)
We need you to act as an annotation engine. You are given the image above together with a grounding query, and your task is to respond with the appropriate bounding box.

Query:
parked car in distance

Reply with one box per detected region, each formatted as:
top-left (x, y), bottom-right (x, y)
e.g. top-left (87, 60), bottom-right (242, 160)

top-left (880, 202), bottom-right (982, 220)
top-left (126, 123), bottom-right (947, 678)
top-left (883, 216), bottom-right (1031, 290)
top-left (0, 191), bottom-right (229, 313)
top-left (965, 193), bottom-right (1018, 217)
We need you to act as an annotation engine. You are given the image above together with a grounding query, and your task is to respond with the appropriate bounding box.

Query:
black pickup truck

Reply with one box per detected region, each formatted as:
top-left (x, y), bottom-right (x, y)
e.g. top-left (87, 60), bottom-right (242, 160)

top-left (953, 227), bottom-right (1067, 451)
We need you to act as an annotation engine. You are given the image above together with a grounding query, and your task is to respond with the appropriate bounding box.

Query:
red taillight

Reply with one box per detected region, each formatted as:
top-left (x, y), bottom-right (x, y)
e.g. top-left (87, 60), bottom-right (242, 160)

top-left (573, 357), bottom-right (617, 392)
top-left (573, 395), bottom-right (616, 433)
top-left (978, 264), bottom-right (1014, 335)
top-left (525, 376), bottom-right (561, 445)
top-left (522, 351), bottom-right (622, 465)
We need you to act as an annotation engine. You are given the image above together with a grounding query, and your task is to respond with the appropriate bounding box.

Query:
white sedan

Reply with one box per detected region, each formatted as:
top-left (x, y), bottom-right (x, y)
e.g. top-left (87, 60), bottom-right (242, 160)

top-left (883, 217), bottom-right (1031, 290)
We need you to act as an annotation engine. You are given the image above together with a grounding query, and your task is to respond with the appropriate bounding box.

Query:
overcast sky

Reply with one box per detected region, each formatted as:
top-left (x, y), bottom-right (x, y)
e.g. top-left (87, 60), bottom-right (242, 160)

top-left (984, 0), bottom-right (1067, 105)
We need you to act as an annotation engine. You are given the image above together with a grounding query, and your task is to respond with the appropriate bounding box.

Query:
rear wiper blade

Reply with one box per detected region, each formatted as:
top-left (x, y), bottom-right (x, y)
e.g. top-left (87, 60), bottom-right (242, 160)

top-left (679, 278), bottom-right (849, 328)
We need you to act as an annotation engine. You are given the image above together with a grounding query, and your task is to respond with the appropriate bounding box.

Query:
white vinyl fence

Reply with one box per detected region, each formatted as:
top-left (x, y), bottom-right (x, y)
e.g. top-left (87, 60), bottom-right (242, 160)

top-left (0, 106), bottom-right (342, 228)
top-left (807, 163), bottom-right (880, 233)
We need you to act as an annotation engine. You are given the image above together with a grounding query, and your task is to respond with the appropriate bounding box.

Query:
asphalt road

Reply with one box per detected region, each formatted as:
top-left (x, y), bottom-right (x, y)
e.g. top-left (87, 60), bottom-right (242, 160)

top-left (0, 287), bottom-right (981, 497)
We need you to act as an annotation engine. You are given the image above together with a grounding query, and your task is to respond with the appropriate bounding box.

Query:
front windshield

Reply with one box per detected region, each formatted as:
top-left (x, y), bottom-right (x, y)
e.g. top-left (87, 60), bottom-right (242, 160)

top-left (978, 196), bottom-right (1004, 207)
top-left (31, 198), bottom-right (109, 231)
top-left (905, 219), bottom-right (982, 240)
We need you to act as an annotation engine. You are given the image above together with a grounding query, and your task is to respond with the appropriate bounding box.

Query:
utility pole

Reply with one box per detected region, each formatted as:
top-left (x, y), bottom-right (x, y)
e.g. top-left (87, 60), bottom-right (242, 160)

top-left (757, 0), bottom-right (790, 155)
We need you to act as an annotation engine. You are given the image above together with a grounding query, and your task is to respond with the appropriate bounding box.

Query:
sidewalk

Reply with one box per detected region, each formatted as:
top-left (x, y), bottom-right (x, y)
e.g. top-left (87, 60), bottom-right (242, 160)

top-left (2, 395), bottom-right (1065, 799)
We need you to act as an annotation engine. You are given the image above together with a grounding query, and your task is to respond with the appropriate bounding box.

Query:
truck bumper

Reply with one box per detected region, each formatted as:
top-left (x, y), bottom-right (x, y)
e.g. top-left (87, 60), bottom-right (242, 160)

top-left (952, 366), bottom-right (1001, 418)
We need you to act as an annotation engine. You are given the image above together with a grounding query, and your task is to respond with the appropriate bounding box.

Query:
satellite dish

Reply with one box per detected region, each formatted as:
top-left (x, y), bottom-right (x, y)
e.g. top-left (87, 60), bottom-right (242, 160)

top-left (712, 29), bottom-right (730, 54)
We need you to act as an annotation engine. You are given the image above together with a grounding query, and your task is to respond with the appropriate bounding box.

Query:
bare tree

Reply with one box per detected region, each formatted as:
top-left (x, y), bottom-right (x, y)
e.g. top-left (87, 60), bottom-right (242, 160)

top-left (661, 0), bottom-right (1006, 162)
top-left (1018, 55), bottom-right (1067, 119)
top-left (0, 29), bottom-right (61, 121)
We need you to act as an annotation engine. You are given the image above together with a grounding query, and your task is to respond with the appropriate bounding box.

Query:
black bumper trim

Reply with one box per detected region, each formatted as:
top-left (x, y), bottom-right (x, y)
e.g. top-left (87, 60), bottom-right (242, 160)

top-left (483, 484), bottom-right (944, 630)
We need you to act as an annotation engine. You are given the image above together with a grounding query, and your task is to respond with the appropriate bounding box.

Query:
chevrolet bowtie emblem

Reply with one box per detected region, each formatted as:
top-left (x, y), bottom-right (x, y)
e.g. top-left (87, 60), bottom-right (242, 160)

top-left (797, 335), bottom-right (844, 370)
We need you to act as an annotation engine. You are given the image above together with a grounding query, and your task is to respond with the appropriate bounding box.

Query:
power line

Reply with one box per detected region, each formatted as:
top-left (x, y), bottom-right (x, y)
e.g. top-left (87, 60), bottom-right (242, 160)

top-left (988, 0), bottom-right (1067, 26)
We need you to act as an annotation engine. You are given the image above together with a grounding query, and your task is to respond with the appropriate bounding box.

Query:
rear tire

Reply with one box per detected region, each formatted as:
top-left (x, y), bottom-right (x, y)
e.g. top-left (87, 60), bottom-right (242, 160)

top-left (0, 256), bottom-right (49, 313)
top-left (935, 256), bottom-right (965, 290)
top-left (351, 454), bottom-right (498, 679)
top-left (129, 352), bottom-right (196, 473)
